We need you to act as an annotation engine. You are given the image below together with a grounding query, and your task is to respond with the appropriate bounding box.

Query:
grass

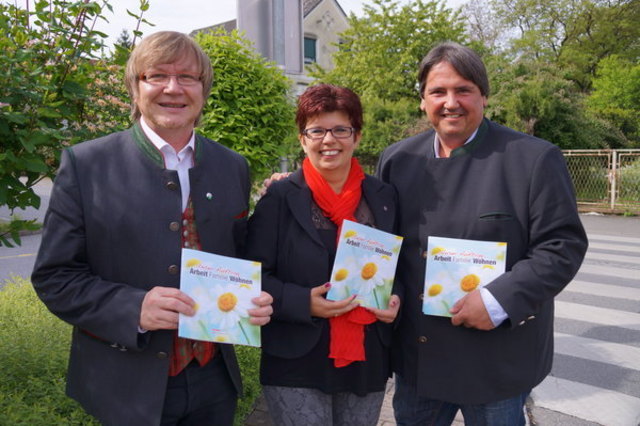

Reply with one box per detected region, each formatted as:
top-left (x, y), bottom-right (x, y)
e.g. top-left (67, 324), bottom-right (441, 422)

top-left (0, 277), bottom-right (261, 425)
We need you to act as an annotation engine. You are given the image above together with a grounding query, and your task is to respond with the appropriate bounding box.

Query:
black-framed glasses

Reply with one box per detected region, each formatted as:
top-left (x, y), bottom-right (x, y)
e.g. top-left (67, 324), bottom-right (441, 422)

top-left (302, 126), bottom-right (356, 140)
top-left (139, 73), bottom-right (202, 86)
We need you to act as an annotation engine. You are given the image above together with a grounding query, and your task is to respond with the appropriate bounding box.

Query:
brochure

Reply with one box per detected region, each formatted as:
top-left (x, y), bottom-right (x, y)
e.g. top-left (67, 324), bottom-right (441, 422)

top-left (422, 236), bottom-right (506, 317)
top-left (327, 220), bottom-right (403, 309)
top-left (178, 248), bottom-right (261, 347)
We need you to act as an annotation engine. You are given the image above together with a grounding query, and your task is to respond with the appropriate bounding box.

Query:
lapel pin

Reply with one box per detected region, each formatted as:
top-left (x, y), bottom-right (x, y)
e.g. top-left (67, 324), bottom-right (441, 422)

top-left (206, 192), bottom-right (213, 200)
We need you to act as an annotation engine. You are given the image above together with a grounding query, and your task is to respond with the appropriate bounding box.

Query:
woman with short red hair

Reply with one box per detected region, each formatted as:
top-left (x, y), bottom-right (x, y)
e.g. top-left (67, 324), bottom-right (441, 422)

top-left (247, 84), bottom-right (401, 425)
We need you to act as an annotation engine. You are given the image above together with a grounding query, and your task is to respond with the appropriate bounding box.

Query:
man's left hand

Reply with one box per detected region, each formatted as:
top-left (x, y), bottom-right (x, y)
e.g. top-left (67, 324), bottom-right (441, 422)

top-left (450, 290), bottom-right (495, 330)
top-left (248, 291), bottom-right (274, 326)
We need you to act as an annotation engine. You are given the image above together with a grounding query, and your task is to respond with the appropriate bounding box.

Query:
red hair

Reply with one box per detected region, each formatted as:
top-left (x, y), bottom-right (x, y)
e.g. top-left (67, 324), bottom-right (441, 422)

top-left (296, 84), bottom-right (363, 133)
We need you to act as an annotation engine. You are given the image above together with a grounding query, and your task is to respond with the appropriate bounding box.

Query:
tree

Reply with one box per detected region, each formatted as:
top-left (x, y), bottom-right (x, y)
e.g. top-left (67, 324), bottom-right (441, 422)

top-left (195, 29), bottom-right (296, 183)
top-left (488, 0), bottom-right (640, 89)
top-left (310, 0), bottom-right (467, 165)
top-left (314, 0), bottom-right (466, 101)
top-left (587, 55), bottom-right (640, 146)
top-left (486, 60), bottom-right (626, 149)
top-left (112, 29), bottom-right (134, 65)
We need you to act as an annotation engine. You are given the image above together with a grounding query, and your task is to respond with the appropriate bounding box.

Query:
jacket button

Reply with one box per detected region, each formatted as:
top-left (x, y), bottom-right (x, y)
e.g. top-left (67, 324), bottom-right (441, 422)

top-left (518, 320), bottom-right (526, 326)
top-left (169, 221), bottom-right (180, 232)
top-left (527, 315), bottom-right (536, 321)
top-left (166, 181), bottom-right (178, 191)
top-left (168, 265), bottom-right (179, 275)
top-left (157, 352), bottom-right (168, 359)
top-left (418, 336), bottom-right (428, 343)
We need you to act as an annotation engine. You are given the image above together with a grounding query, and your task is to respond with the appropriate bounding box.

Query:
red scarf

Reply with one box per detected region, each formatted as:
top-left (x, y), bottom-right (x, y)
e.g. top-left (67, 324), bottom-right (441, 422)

top-left (302, 157), bottom-right (377, 367)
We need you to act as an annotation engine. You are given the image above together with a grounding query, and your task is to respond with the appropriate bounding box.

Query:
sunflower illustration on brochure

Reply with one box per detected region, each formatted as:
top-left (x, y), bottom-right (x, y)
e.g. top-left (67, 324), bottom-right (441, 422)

top-left (422, 236), bottom-right (507, 317)
top-left (178, 248), bottom-right (261, 347)
top-left (327, 220), bottom-right (403, 309)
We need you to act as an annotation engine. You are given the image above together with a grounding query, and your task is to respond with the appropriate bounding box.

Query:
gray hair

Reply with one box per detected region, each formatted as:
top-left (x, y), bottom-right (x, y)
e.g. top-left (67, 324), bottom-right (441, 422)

top-left (418, 42), bottom-right (489, 98)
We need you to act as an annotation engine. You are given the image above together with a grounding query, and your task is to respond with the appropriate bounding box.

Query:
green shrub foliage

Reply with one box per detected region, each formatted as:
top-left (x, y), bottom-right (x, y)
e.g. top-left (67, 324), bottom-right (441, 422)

top-left (195, 29), bottom-right (296, 182)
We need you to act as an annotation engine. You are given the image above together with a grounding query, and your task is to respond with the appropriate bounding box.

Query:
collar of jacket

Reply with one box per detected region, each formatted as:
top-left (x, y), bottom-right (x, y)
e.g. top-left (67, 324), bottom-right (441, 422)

top-left (448, 117), bottom-right (489, 158)
top-left (130, 121), bottom-right (205, 167)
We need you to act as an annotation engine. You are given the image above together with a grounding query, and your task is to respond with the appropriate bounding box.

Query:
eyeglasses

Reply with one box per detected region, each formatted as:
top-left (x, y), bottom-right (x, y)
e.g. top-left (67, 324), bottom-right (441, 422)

top-left (139, 73), bottom-right (202, 86)
top-left (302, 126), bottom-right (356, 140)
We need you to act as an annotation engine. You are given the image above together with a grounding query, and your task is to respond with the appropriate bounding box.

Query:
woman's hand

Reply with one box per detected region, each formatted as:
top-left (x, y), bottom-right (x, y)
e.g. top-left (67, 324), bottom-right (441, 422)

top-left (310, 282), bottom-right (358, 318)
top-left (366, 294), bottom-right (400, 323)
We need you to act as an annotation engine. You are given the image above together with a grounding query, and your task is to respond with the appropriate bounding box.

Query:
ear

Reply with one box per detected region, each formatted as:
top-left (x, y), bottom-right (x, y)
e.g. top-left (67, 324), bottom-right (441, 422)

top-left (353, 131), bottom-right (362, 149)
top-left (420, 98), bottom-right (427, 112)
top-left (482, 96), bottom-right (488, 108)
top-left (299, 134), bottom-right (308, 154)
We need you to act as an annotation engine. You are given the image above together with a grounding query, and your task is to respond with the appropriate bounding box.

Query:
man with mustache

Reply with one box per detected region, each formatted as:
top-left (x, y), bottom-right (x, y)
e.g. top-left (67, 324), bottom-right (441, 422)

top-left (377, 42), bottom-right (588, 425)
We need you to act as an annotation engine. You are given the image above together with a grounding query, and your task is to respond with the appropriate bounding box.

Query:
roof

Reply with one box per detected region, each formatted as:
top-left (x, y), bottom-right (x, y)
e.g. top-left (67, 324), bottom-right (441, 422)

top-left (191, 0), bottom-right (347, 36)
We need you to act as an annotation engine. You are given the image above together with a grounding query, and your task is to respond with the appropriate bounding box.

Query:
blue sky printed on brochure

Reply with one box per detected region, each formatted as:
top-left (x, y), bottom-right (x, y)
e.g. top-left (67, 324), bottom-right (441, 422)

top-left (179, 248), bottom-right (261, 347)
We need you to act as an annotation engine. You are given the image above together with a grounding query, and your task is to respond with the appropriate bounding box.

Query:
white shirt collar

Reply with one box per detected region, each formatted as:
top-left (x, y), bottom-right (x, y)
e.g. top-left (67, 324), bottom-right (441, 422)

top-left (433, 127), bottom-right (480, 159)
top-left (139, 116), bottom-right (196, 160)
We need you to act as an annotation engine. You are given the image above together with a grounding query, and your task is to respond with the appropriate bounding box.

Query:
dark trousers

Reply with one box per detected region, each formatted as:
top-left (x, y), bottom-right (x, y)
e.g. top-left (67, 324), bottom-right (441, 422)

top-left (161, 354), bottom-right (238, 426)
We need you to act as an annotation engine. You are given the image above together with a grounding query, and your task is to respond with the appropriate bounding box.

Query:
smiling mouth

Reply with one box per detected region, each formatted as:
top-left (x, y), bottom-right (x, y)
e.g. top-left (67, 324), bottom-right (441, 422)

top-left (159, 103), bottom-right (186, 108)
top-left (320, 150), bottom-right (340, 156)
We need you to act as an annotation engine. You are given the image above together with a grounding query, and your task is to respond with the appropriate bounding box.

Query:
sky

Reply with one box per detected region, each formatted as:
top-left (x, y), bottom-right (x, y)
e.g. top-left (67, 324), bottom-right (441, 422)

top-left (94, 0), bottom-right (465, 50)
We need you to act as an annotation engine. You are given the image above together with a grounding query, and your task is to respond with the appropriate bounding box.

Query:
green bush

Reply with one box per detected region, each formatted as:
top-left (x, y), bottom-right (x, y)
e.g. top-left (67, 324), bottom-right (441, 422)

top-left (195, 29), bottom-right (297, 184)
top-left (0, 278), bottom-right (262, 425)
top-left (618, 159), bottom-right (640, 203)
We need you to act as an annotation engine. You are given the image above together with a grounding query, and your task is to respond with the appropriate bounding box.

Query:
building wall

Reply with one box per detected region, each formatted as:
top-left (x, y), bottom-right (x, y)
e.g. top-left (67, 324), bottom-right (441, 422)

top-left (303, 0), bottom-right (349, 71)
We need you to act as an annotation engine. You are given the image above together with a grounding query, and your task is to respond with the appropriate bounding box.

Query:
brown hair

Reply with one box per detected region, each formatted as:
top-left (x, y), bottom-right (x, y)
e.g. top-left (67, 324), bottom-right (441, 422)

top-left (418, 42), bottom-right (489, 98)
top-left (124, 31), bottom-right (213, 124)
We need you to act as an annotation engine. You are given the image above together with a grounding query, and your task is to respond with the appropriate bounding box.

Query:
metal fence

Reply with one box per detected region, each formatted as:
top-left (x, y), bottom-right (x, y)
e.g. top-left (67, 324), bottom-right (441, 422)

top-left (279, 149), bottom-right (640, 214)
top-left (563, 149), bottom-right (640, 214)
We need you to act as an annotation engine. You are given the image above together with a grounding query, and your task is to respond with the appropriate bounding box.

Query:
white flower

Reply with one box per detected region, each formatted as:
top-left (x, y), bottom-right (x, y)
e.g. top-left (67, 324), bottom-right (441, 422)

top-left (356, 254), bottom-right (394, 295)
top-left (207, 284), bottom-right (254, 329)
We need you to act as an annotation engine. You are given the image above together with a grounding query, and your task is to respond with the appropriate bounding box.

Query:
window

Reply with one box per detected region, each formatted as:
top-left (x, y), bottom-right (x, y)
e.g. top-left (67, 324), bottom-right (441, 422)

top-left (304, 37), bottom-right (317, 64)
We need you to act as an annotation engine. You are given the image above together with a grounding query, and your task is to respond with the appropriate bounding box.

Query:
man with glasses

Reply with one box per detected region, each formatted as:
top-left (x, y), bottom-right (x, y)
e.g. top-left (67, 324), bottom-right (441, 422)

top-left (377, 42), bottom-right (588, 425)
top-left (31, 31), bottom-right (273, 426)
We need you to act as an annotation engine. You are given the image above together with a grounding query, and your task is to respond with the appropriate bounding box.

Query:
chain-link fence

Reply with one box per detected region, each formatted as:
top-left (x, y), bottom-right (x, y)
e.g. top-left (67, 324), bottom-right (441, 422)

top-left (278, 149), bottom-right (640, 214)
top-left (563, 149), bottom-right (640, 214)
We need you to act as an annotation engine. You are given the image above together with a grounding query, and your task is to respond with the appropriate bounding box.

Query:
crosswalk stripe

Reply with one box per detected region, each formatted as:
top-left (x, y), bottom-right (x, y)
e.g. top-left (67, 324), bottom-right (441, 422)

top-left (565, 280), bottom-right (640, 301)
top-left (578, 263), bottom-right (640, 280)
top-left (555, 301), bottom-right (640, 331)
top-left (584, 251), bottom-right (640, 264)
top-left (532, 376), bottom-right (640, 426)
top-left (588, 233), bottom-right (640, 244)
top-left (554, 332), bottom-right (640, 371)
top-left (588, 241), bottom-right (640, 254)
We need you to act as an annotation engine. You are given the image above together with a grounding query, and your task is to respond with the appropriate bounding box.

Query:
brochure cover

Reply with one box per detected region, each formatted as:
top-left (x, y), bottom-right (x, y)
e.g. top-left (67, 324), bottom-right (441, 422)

top-left (179, 248), bottom-right (261, 347)
top-left (422, 236), bottom-right (507, 317)
top-left (327, 220), bottom-right (403, 309)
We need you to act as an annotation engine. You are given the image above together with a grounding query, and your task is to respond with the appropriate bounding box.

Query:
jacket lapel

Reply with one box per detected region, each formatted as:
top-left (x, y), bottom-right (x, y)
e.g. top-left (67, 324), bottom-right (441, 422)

top-left (362, 176), bottom-right (394, 232)
top-left (286, 170), bottom-right (325, 248)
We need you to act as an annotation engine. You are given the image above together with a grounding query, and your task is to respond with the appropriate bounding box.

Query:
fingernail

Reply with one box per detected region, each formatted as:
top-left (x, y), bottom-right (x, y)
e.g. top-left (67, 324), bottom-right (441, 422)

top-left (325, 282), bottom-right (331, 288)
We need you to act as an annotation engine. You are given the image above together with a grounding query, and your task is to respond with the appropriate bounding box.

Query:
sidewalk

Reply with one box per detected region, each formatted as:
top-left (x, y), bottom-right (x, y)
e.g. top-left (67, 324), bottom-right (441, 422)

top-left (245, 375), bottom-right (466, 425)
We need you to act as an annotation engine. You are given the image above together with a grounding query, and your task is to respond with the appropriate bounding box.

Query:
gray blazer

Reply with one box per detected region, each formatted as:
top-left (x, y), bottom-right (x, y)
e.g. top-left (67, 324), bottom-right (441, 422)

top-left (31, 123), bottom-right (250, 425)
top-left (377, 118), bottom-right (588, 404)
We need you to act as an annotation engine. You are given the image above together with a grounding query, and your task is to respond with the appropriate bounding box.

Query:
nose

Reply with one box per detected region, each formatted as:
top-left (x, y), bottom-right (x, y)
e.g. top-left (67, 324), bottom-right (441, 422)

top-left (322, 129), bottom-right (338, 142)
top-left (444, 92), bottom-right (459, 110)
top-left (163, 76), bottom-right (183, 92)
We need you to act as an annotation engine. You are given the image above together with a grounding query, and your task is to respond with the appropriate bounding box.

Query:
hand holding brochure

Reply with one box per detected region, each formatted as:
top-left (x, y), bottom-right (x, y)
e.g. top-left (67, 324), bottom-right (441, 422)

top-left (179, 248), bottom-right (261, 347)
top-left (422, 236), bottom-right (506, 317)
top-left (327, 220), bottom-right (403, 309)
